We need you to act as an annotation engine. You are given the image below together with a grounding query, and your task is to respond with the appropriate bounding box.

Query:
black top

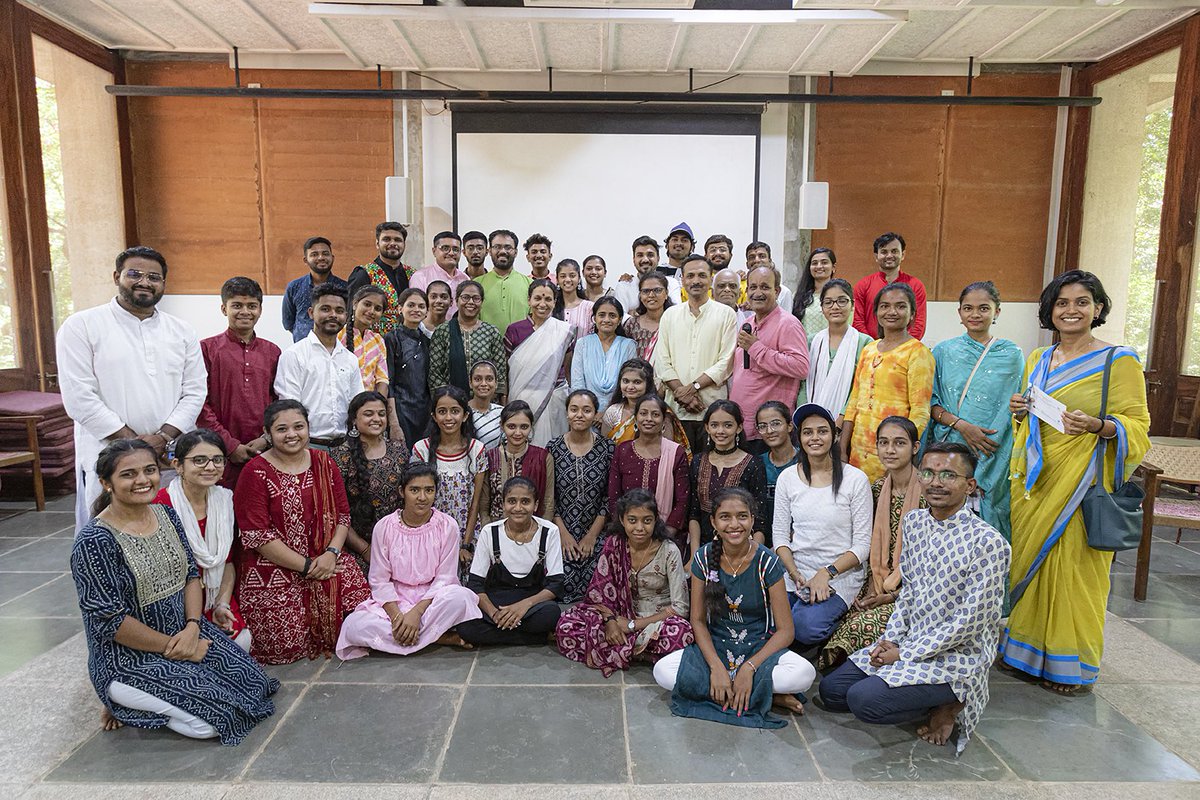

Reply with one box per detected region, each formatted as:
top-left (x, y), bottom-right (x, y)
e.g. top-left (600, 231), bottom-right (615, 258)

top-left (346, 256), bottom-right (410, 301)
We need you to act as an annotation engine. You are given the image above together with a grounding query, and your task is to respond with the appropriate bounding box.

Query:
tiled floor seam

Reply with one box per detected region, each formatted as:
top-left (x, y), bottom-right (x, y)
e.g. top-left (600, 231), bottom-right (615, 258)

top-left (620, 682), bottom-right (634, 783)
top-left (230, 672), bottom-right (321, 784)
top-left (429, 651), bottom-right (478, 783)
top-left (1093, 688), bottom-right (1200, 772)
top-left (972, 731), bottom-right (1022, 781)
top-left (791, 710), bottom-right (828, 782)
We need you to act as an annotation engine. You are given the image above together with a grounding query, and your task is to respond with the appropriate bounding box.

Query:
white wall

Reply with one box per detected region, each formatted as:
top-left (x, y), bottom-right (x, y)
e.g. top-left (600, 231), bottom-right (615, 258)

top-left (158, 295), bottom-right (297, 351)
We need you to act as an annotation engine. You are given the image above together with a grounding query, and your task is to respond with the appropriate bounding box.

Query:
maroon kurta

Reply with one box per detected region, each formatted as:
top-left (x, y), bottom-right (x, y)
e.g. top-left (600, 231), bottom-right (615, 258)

top-left (607, 440), bottom-right (690, 532)
top-left (197, 329), bottom-right (280, 487)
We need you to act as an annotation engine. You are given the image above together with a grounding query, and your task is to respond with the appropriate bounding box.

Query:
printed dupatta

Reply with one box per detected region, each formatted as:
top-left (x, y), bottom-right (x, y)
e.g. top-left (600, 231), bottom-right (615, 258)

top-left (308, 450), bottom-right (345, 656)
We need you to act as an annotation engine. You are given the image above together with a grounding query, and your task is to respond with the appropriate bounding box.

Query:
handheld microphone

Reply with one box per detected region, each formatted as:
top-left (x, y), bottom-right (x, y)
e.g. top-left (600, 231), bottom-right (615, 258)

top-left (741, 323), bottom-right (752, 369)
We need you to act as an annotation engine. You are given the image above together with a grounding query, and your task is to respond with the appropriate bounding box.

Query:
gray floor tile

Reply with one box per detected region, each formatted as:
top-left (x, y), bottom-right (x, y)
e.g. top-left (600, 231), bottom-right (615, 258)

top-left (0, 537), bottom-right (36, 555)
top-left (434, 787), bottom-right (628, 800)
top-left (1107, 573), bottom-right (1200, 620)
top-left (322, 648), bottom-right (475, 685)
top-left (1127, 618), bottom-right (1200, 662)
top-left (469, 645), bottom-right (615, 686)
top-left (47, 684), bottom-right (298, 782)
top-left (441, 685), bottom-right (626, 783)
top-left (227, 784), bottom-right (429, 800)
top-left (0, 535), bottom-right (73, 573)
top-left (0, 574), bottom-right (80, 618)
top-left (244, 684), bottom-right (457, 783)
top-left (623, 683), bottom-right (818, 783)
top-left (0, 676), bottom-right (99, 783)
top-left (623, 663), bottom-right (658, 685)
top-left (1112, 543), bottom-right (1200, 576)
top-left (46, 494), bottom-right (77, 513)
top-left (1096, 683), bottom-right (1200, 771)
top-left (0, 632), bottom-right (87, 688)
top-left (262, 657), bottom-right (330, 684)
top-left (22, 784), bottom-right (231, 800)
top-left (1099, 615), bottom-right (1200, 685)
top-left (0, 572), bottom-right (60, 605)
top-left (0, 616), bottom-right (83, 678)
top-left (978, 682), bottom-right (1200, 781)
top-left (802, 704), bottom-right (1014, 782)
top-left (0, 511), bottom-right (75, 538)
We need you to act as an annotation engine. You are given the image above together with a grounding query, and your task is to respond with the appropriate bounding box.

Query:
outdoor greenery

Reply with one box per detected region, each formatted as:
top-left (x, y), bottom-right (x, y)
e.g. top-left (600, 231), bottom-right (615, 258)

top-left (37, 76), bottom-right (74, 330)
top-left (1123, 105), bottom-right (1171, 367)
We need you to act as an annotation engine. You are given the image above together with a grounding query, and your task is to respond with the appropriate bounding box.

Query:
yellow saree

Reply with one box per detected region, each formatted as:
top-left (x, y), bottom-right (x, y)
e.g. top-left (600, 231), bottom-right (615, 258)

top-left (1001, 345), bottom-right (1149, 685)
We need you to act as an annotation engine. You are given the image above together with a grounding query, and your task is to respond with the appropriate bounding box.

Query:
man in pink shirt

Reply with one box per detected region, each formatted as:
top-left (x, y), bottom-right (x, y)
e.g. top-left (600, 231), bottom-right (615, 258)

top-left (410, 230), bottom-right (469, 316)
top-left (852, 232), bottom-right (927, 339)
top-left (731, 265), bottom-right (810, 449)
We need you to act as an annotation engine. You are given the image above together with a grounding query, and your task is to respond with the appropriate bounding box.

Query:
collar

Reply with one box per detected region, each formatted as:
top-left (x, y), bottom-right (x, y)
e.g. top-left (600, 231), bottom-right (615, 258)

top-left (752, 304), bottom-right (782, 327)
top-left (304, 328), bottom-right (345, 353)
top-left (109, 296), bottom-right (158, 323)
top-left (925, 506), bottom-right (973, 526)
top-left (876, 269), bottom-right (910, 283)
top-left (373, 256), bottom-right (399, 275)
top-left (223, 328), bottom-right (257, 347)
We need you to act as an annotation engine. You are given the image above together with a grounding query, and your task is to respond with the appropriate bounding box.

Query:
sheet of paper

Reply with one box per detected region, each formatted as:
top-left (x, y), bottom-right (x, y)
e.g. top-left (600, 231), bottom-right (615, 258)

top-left (1028, 385), bottom-right (1066, 434)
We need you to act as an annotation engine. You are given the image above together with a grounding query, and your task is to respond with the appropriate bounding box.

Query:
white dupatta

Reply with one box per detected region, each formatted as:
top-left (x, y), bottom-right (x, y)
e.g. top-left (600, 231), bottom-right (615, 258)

top-left (807, 326), bottom-right (867, 417)
top-left (166, 477), bottom-right (235, 610)
top-left (508, 317), bottom-right (574, 446)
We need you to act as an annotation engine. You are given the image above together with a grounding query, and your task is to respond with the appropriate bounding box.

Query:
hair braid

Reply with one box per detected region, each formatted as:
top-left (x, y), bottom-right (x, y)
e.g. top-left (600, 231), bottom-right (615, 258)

top-left (702, 536), bottom-right (727, 622)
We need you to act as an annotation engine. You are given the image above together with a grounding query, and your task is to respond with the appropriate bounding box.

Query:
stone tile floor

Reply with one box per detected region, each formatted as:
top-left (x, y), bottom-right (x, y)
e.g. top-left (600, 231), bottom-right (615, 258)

top-left (1, 494), bottom-right (1198, 798)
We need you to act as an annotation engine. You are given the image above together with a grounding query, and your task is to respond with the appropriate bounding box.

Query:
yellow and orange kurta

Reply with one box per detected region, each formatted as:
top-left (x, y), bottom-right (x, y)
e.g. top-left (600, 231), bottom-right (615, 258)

top-left (843, 338), bottom-right (935, 483)
top-left (351, 328), bottom-right (389, 392)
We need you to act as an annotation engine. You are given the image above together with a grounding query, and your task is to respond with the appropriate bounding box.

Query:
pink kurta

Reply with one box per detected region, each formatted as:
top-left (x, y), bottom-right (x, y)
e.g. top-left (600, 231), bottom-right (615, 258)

top-left (335, 508), bottom-right (481, 659)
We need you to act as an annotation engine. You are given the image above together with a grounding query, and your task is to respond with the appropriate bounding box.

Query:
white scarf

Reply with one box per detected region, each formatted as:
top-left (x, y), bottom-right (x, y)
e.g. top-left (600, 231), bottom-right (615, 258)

top-left (807, 325), bottom-right (866, 417)
top-left (167, 477), bottom-right (235, 610)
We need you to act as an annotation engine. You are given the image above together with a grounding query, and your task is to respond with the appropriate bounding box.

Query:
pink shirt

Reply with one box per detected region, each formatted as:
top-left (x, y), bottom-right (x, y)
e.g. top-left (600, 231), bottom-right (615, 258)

top-left (730, 305), bottom-right (810, 439)
top-left (410, 264), bottom-right (470, 316)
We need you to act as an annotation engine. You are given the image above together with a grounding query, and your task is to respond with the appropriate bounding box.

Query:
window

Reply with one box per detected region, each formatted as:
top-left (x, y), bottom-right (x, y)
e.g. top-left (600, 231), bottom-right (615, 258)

top-left (0, 146), bottom-right (15, 369)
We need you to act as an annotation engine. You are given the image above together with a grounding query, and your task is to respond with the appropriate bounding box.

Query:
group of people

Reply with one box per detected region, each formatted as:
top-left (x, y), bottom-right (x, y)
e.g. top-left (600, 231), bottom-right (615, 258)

top-left (57, 222), bottom-right (1149, 753)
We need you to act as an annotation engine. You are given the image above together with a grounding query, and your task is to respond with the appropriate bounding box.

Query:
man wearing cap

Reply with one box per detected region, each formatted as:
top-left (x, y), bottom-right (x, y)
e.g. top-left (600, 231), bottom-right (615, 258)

top-left (660, 222), bottom-right (695, 281)
top-left (614, 235), bottom-right (681, 313)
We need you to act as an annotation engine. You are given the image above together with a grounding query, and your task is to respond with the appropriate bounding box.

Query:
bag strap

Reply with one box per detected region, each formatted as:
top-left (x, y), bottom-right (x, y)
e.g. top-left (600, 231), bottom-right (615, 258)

top-left (491, 524), bottom-right (502, 563)
top-left (536, 524), bottom-right (549, 563)
top-left (1091, 346), bottom-right (1119, 479)
top-left (956, 337), bottom-right (996, 408)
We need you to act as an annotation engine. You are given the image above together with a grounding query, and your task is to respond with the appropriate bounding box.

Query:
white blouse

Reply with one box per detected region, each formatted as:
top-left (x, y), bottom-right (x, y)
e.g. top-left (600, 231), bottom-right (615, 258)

top-left (469, 516), bottom-right (564, 581)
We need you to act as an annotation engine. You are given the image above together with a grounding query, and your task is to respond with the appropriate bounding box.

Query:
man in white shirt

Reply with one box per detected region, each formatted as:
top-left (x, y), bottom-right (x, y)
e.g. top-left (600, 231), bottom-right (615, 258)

top-left (273, 283), bottom-right (365, 448)
top-left (614, 235), bottom-right (681, 314)
top-left (57, 246), bottom-right (207, 530)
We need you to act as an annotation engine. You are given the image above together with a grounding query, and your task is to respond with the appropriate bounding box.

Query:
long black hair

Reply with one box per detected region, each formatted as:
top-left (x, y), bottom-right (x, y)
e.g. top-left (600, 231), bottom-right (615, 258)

top-left (793, 247), bottom-right (836, 326)
top-left (91, 438), bottom-right (159, 517)
top-left (343, 390), bottom-right (390, 538)
top-left (795, 407), bottom-right (843, 497)
top-left (703, 487), bottom-right (759, 620)
top-left (425, 385), bottom-right (476, 462)
top-left (605, 487), bottom-right (669, 542)
top-left (700, 399), bottom-right (744, 453)
top-left (173, 428), bottom-right (227, 462)
top-left (609, 358), bottom-right (654, 410)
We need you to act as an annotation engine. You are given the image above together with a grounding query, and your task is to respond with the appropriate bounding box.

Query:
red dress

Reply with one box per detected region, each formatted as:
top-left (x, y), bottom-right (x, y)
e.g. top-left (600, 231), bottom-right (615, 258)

top-left (232, 451), bottom-right (371, 665)
top-left (152, 488), bottom-right (247, 637)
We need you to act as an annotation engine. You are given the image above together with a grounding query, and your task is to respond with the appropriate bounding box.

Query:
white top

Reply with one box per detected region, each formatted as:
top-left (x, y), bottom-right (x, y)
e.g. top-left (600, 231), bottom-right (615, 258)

top-left (273, 331), bottom-right (365, 439)
top-left (469, 516), bottom-right (564, 580)
top-left (57, 297), bottom-right (207, 472)
top-left (612, 272), bottom-right (682, 317)
top-left (772, 461), bottom-right (873, 605)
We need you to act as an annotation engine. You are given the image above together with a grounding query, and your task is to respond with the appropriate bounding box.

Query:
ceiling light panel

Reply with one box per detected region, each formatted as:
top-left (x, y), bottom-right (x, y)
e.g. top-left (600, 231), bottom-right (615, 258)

top-left (876, 9), bottom-right (970, 59)
top-left (675, 23), bottom-right (752, 73)
top-left (736, 23), bottom-right (824, 72)
top-left (985, 8), bottom-right (1117, 60)
top-left (794, 22), bottom-right (897, 74)
top-left (469, 21), bottom-right (543, 71)
top-left (542, 22), bottom-right (605, 72)
top-left (1055, 9), bottom-right (1192, 61)
top-left (613, 22), bottom-right (681, 72)
top-left (925, 8), bottom-right (1045, 59)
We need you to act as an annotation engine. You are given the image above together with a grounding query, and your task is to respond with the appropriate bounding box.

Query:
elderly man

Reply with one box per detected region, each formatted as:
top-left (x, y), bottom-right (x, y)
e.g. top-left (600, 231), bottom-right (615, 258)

top-left (712, 268), bottom-right (744, 318)
top-left (731, 265), bottom-right (809, 446)
top-left (818, 442), bottom-right (1010, 754)
top-left (57, 246), bottom-right (207, 530)
top-left (411, 231), bottom-right (469, 316)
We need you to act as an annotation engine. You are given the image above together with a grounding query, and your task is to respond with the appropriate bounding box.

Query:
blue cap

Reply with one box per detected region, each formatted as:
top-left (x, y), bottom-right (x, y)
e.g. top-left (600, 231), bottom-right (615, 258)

top-left (792, 403), bottom-right (836, 431)
top-left (667, 222), bottom-right (694, 242)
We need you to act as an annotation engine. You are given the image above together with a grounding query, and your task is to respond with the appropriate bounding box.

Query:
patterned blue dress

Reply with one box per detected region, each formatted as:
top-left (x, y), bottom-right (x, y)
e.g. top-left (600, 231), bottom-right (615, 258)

top-left (72, 504), bottom-right (279, 746)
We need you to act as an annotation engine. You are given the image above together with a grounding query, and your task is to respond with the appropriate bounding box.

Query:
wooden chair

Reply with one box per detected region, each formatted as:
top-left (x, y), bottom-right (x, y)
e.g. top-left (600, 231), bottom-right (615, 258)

top-left (1136, 441), bottom-right (1200, 600)
top-left (0, 414), bottom-right (44, 511)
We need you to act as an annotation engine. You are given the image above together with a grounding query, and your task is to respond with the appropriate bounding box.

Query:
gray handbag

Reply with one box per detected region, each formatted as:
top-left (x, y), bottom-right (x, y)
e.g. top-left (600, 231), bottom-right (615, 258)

top-left (1081, 347), bottom-right (1145, 552)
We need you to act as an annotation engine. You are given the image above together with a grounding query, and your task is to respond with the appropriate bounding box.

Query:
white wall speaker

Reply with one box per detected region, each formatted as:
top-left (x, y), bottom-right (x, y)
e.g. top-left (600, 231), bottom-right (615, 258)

top-left (385, 176), bottom-right (412, 224)
top-left (798, 181), bottom-right (829, 230)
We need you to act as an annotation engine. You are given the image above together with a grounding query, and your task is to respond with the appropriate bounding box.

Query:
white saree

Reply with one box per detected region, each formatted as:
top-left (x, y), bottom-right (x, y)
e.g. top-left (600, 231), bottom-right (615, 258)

top-left (508, 317), bottom-right (574, 446)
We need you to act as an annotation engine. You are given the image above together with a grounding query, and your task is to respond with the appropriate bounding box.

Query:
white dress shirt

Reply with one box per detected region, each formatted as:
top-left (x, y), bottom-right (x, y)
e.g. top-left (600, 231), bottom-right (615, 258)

top-left (273, 331), bottom-right (365, 439)
top-left (57, 298), bottom-right (207, 527)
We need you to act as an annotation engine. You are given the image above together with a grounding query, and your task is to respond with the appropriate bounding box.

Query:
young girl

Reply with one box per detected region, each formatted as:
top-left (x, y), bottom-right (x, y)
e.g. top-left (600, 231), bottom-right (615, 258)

top-left (410, 387), bottom-right (487, 568)
top-left (344, 286), bottom-right (401, 439)
top-left (571, 297), bottom-right (637, 414)
top-left (549, 389), bottom-right (615, 602)
top-left (688, 400), bottom-right (767, 555)
top-left (556, 258), bottom-right (595, 342)
top-left (467, 360), bottom-right (505, 450)
top-left (582, 254), bottom-right (609, 302)
top-left (622, 272), bottom-right (672, 361)
top-left (482, 400), bottom-right (555, 524)
top-left (805, 278), bottom-right (872, 417)
top-left (556, 488), bottom-right (692, 676)
top-left (754, 401), bottom-right (800, 547)
top-left (335, 463), bottom-right (481, 659)
top-left (457, 477), bottom-right (565, 646)
top-left (153, 429), bottom-right (249, 651)
top-left (385, 288), bottom-right (432, 447)
top-left (600, 358), bottom-right (690, 455)
top-left (841, 282), bottom-right (934, 483)
top-left (822, 416), bottom-right (924, 670)
top-left (655, 488), bottom-right (814, 727)
top-left (791, 247), bottom-right (837, 338)
top-left (425, 280), bottom-right (452, 334)
top-left (608, 394), bottom-right (691, 553)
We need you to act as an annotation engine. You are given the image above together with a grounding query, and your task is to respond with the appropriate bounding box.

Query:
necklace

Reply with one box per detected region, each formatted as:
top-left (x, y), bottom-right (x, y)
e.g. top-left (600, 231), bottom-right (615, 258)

top-left (570, 432), bottom-right (594, 499)
top-left (722, 544), bottom-right (753, 576)
top-left (713, 445), bottom-right (738, 456)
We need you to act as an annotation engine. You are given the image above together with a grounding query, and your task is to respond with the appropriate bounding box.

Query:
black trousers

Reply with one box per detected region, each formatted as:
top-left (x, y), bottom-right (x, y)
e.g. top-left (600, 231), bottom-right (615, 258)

top-left (818, 661), bottom-right (958, 724)
top-left (456, 587), bottom-right (561, 646)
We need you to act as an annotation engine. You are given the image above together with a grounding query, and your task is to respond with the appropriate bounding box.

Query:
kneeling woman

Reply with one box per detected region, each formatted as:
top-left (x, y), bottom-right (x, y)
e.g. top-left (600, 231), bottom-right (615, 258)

top-left (457, 477), bottom-right (565, 646)
top-left (556, 488), bottom-right (693, 676)
top-left (72, 440), bottom-right (277, 745)
top-left (336, 463), bottom-right (481, 658)
top-left (654, 488), bottom-right (815, 727)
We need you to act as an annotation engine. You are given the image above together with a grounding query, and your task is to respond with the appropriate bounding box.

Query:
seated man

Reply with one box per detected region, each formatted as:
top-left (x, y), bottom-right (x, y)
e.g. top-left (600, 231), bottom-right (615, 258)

top-left (817, 442), bottom-right (1010, 753)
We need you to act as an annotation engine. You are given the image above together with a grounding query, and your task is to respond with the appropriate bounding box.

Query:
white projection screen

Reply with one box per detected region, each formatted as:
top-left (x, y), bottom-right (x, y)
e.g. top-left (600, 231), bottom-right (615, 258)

top-left (453, 106), bottom-right (761, 288)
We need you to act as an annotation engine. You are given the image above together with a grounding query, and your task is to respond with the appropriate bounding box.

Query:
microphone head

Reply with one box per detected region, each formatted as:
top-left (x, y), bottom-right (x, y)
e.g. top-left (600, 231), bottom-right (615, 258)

top-left (741, 323), bottom-right (752, 334)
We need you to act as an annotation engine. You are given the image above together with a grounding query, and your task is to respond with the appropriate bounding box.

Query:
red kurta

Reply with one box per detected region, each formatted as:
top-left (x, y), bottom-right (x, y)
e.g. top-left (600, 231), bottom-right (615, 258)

top-left (197, 329), bottom-right (280, 487)
top-left (851, 270), bottom-right (928, 340)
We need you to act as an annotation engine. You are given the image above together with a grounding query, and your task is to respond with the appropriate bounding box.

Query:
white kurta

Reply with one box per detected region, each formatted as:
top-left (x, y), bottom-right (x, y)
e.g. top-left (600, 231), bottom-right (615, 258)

top-left (57, 298), bottom-right (207, 529)
top-left (849, 507), bottom-right (1010, 754)
top-left (273, 331), bottom-right (365, 440)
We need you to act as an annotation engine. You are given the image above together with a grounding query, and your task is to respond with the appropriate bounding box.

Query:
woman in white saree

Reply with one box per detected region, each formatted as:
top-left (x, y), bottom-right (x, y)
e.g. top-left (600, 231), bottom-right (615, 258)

top-left (504, 279), bottom-right (575, 447)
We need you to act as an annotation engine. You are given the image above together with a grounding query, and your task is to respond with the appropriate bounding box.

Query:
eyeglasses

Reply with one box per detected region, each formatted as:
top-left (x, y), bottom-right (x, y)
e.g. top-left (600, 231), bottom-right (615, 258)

top-left (916, 469), bottom-right (967, 484)
top-left (458, 295), bottom-right (482, 304)
top-left (491, 245), bottom-right (516, 253)
top-left (755, 420), bottom-right (787, 432)
top-left (821, 297), bottom-right (850, 308)
top-left (640, 287), bottom-right (667, 296)
top-left (185, 455), bottom-right (227, 468)
top-left (435, 245), bottom-right (461, 254)
top-left (124, 269), bottom-right (164, 284)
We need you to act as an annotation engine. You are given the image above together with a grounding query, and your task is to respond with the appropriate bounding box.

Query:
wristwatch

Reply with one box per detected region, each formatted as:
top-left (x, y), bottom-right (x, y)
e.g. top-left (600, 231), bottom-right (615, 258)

top-left (325, 545), bottom-right (341, 557)
top-left (627, 618), bottom-right (637, 632)
top-left (824, 563), bottom-right (840, 578)
top-left (691, 381), bottom-right (702, 393)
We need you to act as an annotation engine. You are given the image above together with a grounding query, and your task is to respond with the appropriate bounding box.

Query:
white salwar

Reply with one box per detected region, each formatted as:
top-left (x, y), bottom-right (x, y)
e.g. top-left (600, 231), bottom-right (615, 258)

top-left (507, 318), bottom-right (574, 447)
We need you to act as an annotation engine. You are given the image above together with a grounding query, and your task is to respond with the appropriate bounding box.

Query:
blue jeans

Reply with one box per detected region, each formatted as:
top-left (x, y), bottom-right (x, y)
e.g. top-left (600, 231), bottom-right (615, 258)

top-left (789, 592), bottom-right (848, 646)
top-left (818, 661), bottom-right (958, 724)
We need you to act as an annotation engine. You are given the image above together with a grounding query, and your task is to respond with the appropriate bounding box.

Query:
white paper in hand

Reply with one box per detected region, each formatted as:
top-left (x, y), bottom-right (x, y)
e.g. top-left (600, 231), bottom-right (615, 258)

top-left (1028, 385), bottom-right (1067, 434)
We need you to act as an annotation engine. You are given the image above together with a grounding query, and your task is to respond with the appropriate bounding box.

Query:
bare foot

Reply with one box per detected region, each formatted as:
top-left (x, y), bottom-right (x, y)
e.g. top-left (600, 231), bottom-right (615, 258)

top-left (1041, 680), bottom-right (1091, 696)
top-left (917, 700), bottom-right (963, 746)
top-left (100, 707), bottom-right (123, 732)
top-left (772, 693), bottom-right (804, 715)
top-left (436, 631), bottom-right (474, 650)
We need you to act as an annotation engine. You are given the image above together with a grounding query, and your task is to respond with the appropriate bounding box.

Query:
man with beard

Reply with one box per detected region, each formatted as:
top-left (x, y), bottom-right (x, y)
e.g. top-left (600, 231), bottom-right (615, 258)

top-left (523, 233), bottom-right (555, 282)
top-left (346, 222), bottom-right (413, 334)
top-left (411, 231), bottom-right (469, 316)
top-left (704, 234), bottom-right (734, 271)
top-left (614, 235), bottom-right (680, 313)
top-left (282, 236), bottom-right (346, 342)
top-left (660, 222), bottom-right (694, 281)
top-left (478, 229), bottom-right (531, 332)
top-left (462, 230), bottom-right (489, 279)
top-left (57, 246), bottom-right (208, 530)
top-left (853, 232), bottom-right (927, 339)
top-left (273, 283), bottom-right (365, 450)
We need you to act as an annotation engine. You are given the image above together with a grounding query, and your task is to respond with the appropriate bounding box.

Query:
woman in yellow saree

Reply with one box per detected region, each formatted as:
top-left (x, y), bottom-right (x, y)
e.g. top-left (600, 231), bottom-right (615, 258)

top-left (1001, 271), bottom-right (1149, 693)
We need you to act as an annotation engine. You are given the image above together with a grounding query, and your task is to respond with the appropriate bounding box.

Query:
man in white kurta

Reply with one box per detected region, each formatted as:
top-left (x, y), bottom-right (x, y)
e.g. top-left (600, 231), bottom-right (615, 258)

top-left (57, 247), bottom-right (207, 530)
top-left (817, 442), bottom-right (1010, 754)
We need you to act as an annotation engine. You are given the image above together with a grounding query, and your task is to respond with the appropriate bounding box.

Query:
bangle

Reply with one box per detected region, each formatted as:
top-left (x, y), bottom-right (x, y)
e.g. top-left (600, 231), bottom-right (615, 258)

top-left (744, 658), bottom-right (757, 673)
top-left (300, 556), bottom-right (312, 576)
top-left (950, 418), bottom-right (961, 431)
top-left (603, 615), bottom-right (616, 624)
top-left (185, 617), bottom-right (202, 629)
top-left (461, 540), bottom-right (475, 552)
top-left (325, 545), bottom-right (341, 557)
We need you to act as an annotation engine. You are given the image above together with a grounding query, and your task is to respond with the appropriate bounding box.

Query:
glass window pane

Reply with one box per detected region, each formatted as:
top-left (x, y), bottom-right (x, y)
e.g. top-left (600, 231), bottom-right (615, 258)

top-left (0, 143), bottom-right (15, 369)
top-left (1183, 205), bottom-right (1200, 376)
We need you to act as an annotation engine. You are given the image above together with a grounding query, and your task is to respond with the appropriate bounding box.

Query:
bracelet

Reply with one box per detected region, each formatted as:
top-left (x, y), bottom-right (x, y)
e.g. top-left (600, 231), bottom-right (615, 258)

top-left (950, 418), bottom-right (961, 431)
top-left (300, 556), bottom-right (312, 577)
top-left (744, 658), bottom-right (758, 673)
top-left (461, 540), bottom-right (475, 552)
top-left (603, 615), bottom-right (616, 624)
top-left (185, 617), bottom-right (202, 629)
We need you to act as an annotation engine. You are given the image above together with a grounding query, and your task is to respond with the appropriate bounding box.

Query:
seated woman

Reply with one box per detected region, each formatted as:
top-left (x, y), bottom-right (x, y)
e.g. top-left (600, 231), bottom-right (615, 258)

top-left (482, 400), bottom-right (555, 524)
top-left (688, 400), bottom-right (767, 555)
top-left (556, 488), bottom-right (692, 676)
top-left (600, 358), bottom-right (690, 457)
top-left (467, 360), bottom-right (505, 450)
top-left (774, 403), bottom-right (873, 648)
top-left (153, 429), bottom-right (250, 652)
top-left (571, 297), bottom-right (637, 414)
top-left (73, 439), bottom-right (278, 744)
top-left (331, 391), bottom-right (410, 568)
top-left (821, 416), bottom-right (924, 670)
top-left (607, 394), bottom-right (691, 555)
top-left (654, 488), bottom-right (815, 727)
top-left (336, 463), bottom-right (481, 659)
top-left (234, 400), bottom-right (371, 665)
top-left (456, 477), bottom-right (565, 646)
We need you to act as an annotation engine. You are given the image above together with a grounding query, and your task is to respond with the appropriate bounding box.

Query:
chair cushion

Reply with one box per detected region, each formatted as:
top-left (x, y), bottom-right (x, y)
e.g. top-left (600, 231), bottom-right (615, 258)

top-left (1153, 499), bottom-right (1200, 523)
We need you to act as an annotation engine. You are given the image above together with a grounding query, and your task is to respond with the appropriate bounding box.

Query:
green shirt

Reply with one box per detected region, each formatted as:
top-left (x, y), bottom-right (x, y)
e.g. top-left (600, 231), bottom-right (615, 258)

top-left (477, 269), bottom-right (532, 334)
